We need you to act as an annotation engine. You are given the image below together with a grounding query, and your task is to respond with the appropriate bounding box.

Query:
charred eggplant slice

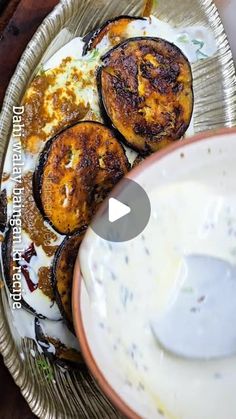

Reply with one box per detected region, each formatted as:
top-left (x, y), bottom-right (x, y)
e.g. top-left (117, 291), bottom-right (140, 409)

top-left (47, 338), bottom-right (84, 367)
top-left (34, 121), bottom-right (130, 235)
top-left (35, 317), bottom-right (84, 367)
top-left (52, 227), bottom-right (86, 331)
top-left (1, 225), bottom-right (60, 319)
top-left (83, 15), bottom-right (144, 55)
top-left (0, 189), bottom-right (7, 232)
top-left (1, 226), bottom-right (41, 316)
top-left (1, 225), bottom-right (14, 291)
top-left (99, 37), bottom-right (193, 154)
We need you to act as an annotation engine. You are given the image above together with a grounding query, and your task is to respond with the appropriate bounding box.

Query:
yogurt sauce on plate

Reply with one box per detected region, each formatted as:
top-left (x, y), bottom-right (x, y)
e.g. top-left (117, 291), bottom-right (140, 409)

top-left (79, 133), bottom-right (236, 419)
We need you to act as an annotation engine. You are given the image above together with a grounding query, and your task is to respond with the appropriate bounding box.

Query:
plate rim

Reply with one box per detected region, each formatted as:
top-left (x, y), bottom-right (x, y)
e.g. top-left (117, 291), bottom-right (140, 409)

top-left (0, 2), bottom-right (78, 418)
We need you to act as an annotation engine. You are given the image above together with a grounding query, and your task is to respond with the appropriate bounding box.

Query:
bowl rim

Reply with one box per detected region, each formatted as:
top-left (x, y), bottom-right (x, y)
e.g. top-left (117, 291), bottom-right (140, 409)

top-left (72, 126), bottom-right (236, 419)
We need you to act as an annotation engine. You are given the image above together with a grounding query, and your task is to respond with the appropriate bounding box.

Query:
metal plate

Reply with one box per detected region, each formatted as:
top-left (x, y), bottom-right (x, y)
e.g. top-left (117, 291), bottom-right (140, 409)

top-left (0, 0), bottom-right (235, 418)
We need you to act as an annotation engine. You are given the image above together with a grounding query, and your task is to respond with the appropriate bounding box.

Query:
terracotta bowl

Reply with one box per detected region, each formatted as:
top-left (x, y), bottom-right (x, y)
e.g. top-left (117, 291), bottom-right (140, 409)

top-left (73, 127), bottom-right (236, 418)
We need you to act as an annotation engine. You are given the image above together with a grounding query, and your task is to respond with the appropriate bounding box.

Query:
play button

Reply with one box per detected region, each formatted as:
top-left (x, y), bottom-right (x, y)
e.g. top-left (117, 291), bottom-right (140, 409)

top-left (108, 198), bottom-right (131, 223)
top-left (90, 178), bottom-right (151, 242)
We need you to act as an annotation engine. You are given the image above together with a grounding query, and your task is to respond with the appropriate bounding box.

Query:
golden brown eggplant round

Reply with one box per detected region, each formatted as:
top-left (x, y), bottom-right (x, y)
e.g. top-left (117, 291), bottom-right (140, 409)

top-left (83, 15), bottom-right (144, 54)
top-left (98, 37), bottom-right (193, 154)
top-left (52, 228), bottom-right (86, 331)
top-left (34, 121), bottom-right (130, 235)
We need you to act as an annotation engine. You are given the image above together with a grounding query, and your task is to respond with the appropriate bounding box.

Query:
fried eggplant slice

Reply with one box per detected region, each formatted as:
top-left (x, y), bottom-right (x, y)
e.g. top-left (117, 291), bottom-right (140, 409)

top-left (83, 15), bottom-right (144, 55)
top-left (52, 228), bottom-right (86, 331)
top-left (0, 189), bottom-right (7, 232)
top-left (35, 317), bottom-right (84, 368)
top-left (1, 226), bottom-right (41, 316)
top-left (34, 121), bottom-right (130, 235)
top-left (1, 226), bottom-right (14, 292)
top-left (98, 37), bottom-right (193, 154)
top-left (1, 225), bottom-right (60, 319)
top-left (47, 338), bottom-right (84, 367)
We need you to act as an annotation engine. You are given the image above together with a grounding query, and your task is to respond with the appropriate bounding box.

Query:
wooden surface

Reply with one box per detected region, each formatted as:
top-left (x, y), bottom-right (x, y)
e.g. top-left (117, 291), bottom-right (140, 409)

top-left (0, 354), bottom-right (37, 419)
top-left (0, 0), bottom-right (58, 106)
top-left (0, 0), bottom-right (235, 418)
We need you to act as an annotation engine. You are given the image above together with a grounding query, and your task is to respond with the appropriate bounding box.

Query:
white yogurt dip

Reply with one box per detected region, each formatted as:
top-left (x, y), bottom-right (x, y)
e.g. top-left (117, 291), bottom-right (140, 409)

top-left (79, 133), bottom-right (236, 419)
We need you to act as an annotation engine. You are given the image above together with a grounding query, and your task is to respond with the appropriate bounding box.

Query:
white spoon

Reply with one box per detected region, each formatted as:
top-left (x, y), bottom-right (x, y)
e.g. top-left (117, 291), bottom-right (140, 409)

top-left (151, 254), bottom-right (236, 360)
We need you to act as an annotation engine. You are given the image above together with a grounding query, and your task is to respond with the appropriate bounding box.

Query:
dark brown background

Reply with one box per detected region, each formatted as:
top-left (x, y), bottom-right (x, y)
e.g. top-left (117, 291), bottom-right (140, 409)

top-left (0, 2), bottom-right (58, 417)
top-left (0, 0), bottom-right (58, 106)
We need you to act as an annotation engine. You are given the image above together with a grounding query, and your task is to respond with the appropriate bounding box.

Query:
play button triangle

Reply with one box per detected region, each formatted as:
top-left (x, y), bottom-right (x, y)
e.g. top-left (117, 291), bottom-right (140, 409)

top-left (108, 198), bottom-right (131, 223)
top-left (91, 178), bottom-right (151, 242)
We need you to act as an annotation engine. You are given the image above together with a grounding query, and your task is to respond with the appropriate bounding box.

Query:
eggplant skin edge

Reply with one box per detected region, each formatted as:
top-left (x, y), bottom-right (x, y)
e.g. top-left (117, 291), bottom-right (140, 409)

top-left (82, 15), bottom-right (145, 55)
top-left (35, 317), bottom-right (85, 369)
top-left (98, 36), bottom-right (194, 155)
top-left (33, 121), bottom-right (90, 228)
top-left (97, 66), bottom-right (153, 156)
top-left (101, 35), bottom-right (193, 70)
top-left (1, 225), bottom-right (12, 290)
top-left (0, 189), bottom-right (7, 233)
top-left (33, 120), bottom-right (130, 236)
top-left (96, 67), bottom-right (137, 150)
top-left (1, 225), bottom-right (46, 318)
top-left (51, 227), bottom-right (87, 333)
